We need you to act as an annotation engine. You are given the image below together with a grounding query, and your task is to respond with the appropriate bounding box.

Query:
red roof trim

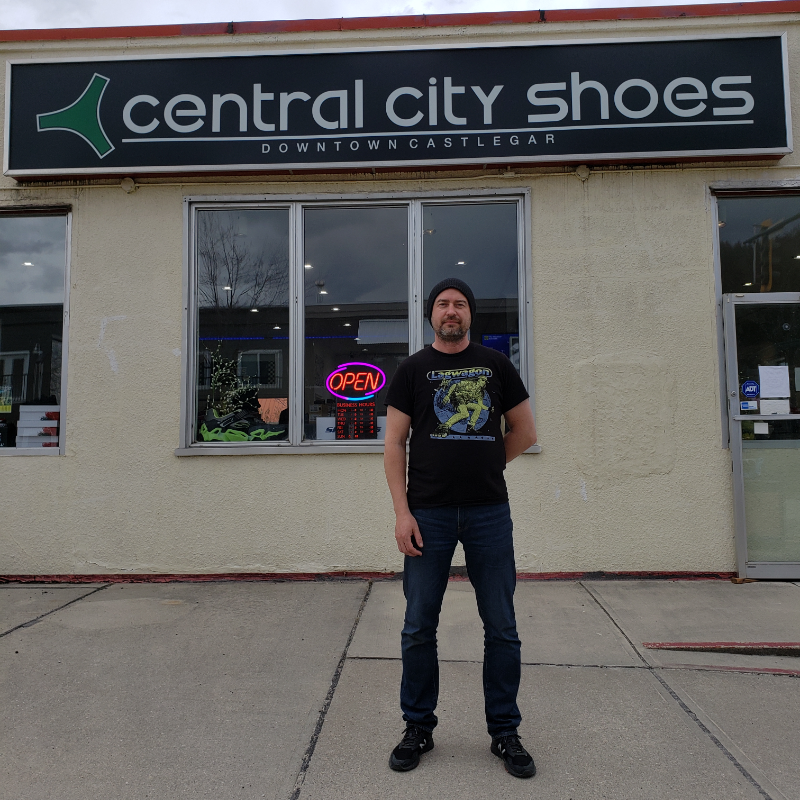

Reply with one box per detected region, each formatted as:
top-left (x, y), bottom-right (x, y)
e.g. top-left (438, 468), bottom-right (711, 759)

top-left (0, 2), bottom-right (799, 44)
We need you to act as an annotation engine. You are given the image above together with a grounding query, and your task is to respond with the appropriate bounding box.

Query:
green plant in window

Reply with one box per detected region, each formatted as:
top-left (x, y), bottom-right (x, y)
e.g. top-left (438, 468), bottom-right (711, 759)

top-left (200, 344), bottom-right (283, 442)
top-left (207, 345), bottom-right (243, 417)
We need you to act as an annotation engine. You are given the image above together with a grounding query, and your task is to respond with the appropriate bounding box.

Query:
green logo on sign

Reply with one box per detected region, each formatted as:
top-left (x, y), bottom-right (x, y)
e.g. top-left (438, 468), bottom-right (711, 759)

top-left (37, 73), bottom-right (114, 158)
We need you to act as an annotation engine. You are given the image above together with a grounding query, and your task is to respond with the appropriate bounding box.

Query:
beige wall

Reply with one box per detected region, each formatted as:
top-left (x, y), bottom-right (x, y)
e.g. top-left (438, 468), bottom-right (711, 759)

top-left (2, 12), bottom-right (799, 575)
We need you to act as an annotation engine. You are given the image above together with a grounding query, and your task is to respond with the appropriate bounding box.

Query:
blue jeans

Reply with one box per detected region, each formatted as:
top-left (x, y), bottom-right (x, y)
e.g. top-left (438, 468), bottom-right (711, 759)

top-left (400, 502), bottom-right (522, 739)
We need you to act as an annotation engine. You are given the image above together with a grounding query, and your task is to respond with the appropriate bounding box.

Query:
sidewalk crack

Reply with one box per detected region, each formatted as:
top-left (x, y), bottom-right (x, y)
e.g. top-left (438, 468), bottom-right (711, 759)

top-left (289, 580), bottom-right (373, 800)
top-left (579, 581), bottom-right (775, 800)
top-left (0, 584), bottom-right (110, 639)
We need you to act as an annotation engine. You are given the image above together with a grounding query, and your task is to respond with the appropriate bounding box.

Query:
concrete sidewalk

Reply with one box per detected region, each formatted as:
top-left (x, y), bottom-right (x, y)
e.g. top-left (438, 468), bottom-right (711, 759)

top-left (1, 578), bottom-right (798, 800)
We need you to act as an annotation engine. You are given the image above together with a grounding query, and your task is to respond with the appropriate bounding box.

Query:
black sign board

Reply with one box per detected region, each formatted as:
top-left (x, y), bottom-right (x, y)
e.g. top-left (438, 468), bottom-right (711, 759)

top-left (3, 35), bottom-right (791, 177)
top-left (336, 400), bottom-right (377, 440)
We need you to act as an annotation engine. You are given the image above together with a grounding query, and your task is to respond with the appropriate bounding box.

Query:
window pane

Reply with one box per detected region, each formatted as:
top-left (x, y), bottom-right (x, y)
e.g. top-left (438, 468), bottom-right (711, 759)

top-left (195, 209), bottom-right (290, 443)
top-left (303, 206), bottom-right (408, 441)
top-left (0, 214), bottom-right (67, 450)
top-left (719, 196), bottom-right (800, 293)
top-left (422, 203), bottom-right (520, 369)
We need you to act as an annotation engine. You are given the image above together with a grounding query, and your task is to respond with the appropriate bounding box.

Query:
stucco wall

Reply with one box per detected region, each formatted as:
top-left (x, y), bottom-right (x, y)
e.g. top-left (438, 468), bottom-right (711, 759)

top-left (2, 11), bottom-right (800, 575)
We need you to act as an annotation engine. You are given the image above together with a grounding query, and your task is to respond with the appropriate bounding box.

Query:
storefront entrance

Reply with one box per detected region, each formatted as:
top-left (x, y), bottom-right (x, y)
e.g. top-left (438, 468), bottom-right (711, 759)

top-left (724, 293), bottom-right (800, 578)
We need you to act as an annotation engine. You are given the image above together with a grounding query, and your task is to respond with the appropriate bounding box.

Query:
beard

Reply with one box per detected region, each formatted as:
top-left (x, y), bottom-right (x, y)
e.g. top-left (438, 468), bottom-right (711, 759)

top-left (436, 321), bottom-right (469, 342)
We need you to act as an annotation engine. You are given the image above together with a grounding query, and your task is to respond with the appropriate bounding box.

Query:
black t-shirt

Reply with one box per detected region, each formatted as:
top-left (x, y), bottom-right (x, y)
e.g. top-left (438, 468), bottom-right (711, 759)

top-left (385, 342), bottom-right (530, 508)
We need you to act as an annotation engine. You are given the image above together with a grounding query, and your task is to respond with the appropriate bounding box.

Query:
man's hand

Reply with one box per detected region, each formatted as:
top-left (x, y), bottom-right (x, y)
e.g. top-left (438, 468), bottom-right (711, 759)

top-left (503, 399), bottom-right (537, 463)
top-left (395, 511), bottom-right (424, 557)
top-left (384, 406), bottom-right (423, 557)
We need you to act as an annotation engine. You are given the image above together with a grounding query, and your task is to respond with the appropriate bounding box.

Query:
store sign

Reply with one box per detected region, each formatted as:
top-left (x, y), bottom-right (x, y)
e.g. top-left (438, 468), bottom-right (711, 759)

top-left (3, 35), bottom-right (791, 177)
top-left (326, 362), bottom-right (386, 401)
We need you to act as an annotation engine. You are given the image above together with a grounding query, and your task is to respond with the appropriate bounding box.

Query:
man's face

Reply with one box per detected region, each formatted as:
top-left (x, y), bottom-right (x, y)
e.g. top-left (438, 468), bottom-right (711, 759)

top-left (431, 288), bottom-right (471, 342)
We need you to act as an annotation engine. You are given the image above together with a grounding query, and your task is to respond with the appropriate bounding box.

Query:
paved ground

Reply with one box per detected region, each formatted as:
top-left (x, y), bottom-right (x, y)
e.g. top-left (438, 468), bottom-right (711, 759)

top-left (1, 578), bottom-right (798, 800)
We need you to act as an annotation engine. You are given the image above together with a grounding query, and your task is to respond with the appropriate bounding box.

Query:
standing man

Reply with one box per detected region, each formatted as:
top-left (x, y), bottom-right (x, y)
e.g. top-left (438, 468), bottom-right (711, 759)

top-left (383, 278), bottom-right (537, 779)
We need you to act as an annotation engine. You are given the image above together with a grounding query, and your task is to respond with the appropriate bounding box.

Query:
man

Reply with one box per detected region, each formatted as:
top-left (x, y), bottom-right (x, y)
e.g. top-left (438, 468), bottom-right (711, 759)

top-left (383, 277), bottom-right (537, 779)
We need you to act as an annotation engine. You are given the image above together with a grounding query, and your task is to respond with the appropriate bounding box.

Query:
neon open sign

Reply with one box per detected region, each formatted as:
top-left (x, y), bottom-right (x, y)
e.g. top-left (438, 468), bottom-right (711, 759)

top-left (326, 362), bottom-right (386, 401)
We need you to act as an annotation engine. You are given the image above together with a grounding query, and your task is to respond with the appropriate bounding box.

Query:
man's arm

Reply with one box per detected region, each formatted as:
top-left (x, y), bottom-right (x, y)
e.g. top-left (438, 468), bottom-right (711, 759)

top-left (503, 399), bottom-right (537, 463)
top-left (383, 405), bottom-right (423, 556)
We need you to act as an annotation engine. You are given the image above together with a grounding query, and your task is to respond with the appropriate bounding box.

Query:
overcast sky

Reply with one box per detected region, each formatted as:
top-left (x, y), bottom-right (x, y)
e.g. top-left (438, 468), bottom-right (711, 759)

top-left (0, 0), bottom-right (735, 31)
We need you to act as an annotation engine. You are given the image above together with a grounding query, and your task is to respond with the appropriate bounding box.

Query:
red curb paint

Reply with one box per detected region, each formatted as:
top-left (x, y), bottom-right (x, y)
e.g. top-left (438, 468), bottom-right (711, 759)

top-left (0, 571), bottom-right (738, 584)
top-left (0, 572), bottom-right (397, 584)
top-left (644, 641), bottom-right (800, 655)
top-left (663, 663), bottom-right (800, 676)
top-left (1, 2), bottom-right (799, 44)
top-left (516, 571), bottom-right (737, 581)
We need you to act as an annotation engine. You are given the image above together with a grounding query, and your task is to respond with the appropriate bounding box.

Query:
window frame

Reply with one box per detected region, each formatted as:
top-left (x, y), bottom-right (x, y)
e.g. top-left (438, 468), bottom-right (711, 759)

top-left (0, 207), bottom-right (71, 457)
top-left (712, 185), bottom-right (800, 449)
top-left (178, 189), bottom-right (533, 455)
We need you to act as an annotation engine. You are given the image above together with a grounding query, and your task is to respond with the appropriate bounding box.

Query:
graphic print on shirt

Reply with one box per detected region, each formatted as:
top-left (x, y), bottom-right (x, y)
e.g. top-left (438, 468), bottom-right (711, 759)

top-left (427, 367), bottom-right (495, 441)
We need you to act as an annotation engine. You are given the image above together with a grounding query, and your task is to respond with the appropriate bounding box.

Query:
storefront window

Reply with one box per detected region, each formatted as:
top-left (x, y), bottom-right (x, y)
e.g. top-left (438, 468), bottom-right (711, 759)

top-left (719, 196), bottom-right (800, 293)
top-left (0, 213), bottom-right (68, 451)
top-left (422, 203), bottom-right (520, 367)
top-left (187, 196), bottom-right (527, 449)
top-left (303, 206), bottom-right (407, 441)
top-left (195, 208), bottom-right (290, 443)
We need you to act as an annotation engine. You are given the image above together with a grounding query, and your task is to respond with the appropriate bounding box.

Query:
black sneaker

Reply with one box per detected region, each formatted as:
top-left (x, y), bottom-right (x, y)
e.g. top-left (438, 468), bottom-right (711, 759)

top-left (389, 725), bottom-right (434, 771)
top-left (491, 734), bottom-right (536, 778)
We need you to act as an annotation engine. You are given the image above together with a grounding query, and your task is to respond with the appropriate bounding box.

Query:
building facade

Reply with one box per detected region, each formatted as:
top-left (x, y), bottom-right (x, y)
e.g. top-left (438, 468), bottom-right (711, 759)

top-left (3, 3), bottom-right (800, 579)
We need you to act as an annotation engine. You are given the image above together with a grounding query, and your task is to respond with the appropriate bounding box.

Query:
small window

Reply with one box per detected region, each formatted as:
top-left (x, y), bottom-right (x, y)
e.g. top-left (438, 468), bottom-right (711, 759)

top-left (184, 195), bottom-right (528, 450)
top-left (719, 195), bottom-right (800, 293)
top-left (0, 213), bottom-right (68, 452)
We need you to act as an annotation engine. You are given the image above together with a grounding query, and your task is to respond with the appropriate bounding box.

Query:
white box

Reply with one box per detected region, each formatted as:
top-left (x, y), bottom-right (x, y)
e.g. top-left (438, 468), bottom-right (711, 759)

top-left (315, 416), bottom-right (336, 440)
top-left (18, 405), bottom-right (60, 422)
top-left (16, 436), bottom-right (59, 448)
top-left (17, 421), bottom-right (59, 433)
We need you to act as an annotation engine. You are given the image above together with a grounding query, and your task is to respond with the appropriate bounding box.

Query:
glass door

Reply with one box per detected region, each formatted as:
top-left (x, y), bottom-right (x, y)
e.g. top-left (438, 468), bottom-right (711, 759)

top-left (723, 293), bottom-right (800, 578)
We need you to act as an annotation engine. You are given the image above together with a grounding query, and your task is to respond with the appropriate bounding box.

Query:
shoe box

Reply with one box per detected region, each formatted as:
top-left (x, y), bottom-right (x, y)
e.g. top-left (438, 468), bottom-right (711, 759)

top-left (16, 405), bottom-right (60, 448)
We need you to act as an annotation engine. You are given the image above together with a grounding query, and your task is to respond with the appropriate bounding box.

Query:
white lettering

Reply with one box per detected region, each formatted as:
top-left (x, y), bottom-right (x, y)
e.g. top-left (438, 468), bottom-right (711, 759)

top-left (444, 137), bottom-right (452, 147)
top-left (493, 135), bottom-right (500, 146)
top-left (279, 142), bottom-right (288, 153)
top-left (212, 93), bottom-right (247, 132)
top-left (471, 85), bottom-right (503, 124)
top-left (262, 143), bottom-right (271, 153)
top-left (350, 140), bottom-right (359, 150)
top-left (386, 87), bottom-right (424, 127)
top-left (712, 76), bottom-right (754, 116)
top-left (253, 84), bottom-right (275, 132)
top-left (510, 135), bottom-right (519, 145)
top-left (614, 79), bottom-right (658, 119)
top-left (409, 138), bottom-right (419, 148)
top-left (280, 92), bottom-right (310, 131)
top-left (527, 135), bottom-right (537, 144)
top-left (429, 78), bottom-right (438, 126)
top-left (546, 134), bottom-right (554, 143)
top-left (312, 90), bottom-right (347, 130)
top-left (355, 80), bottom-right (364, 128)
top-left (444, 77), bottom-right (467, 125)
top-left (123, 95), bottom-right (159, 134)
top-left (389, 139), bottom-right (397, 149)
top-left (317, 141), bottom-right (326, 152)
top-left (663, 77), bottom-right (707, 118)
top-left (527, 83), bottom-right (568, 123)
top-left (297, 142), bottom-right (309, 152)
top-left (571, 73), bottom-right (609, 121)
top-left (427, 138), bottom-right (435, 148)
top-left (164, 94), bottom-right (205, 133)
top-left (367, 139), bottom-right (380, 150)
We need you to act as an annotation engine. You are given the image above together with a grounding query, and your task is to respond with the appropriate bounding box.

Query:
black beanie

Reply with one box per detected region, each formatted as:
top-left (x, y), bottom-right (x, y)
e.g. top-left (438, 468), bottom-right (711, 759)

top-left (426, 278), bottom-right (477, 325)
